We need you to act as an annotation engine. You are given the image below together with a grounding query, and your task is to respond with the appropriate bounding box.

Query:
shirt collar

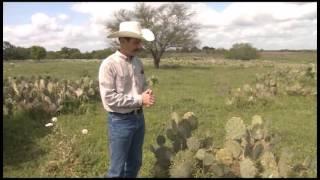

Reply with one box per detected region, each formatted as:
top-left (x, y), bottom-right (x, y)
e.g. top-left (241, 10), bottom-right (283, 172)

top-left (116, 50), bottom-right (134, 61)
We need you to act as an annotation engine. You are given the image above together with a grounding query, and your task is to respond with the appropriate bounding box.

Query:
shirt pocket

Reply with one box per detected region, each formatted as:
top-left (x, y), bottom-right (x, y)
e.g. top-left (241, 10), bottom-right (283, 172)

top-left (134, 67), bottom-right (145, 91)
top-left (115, 75), bottom-right (127, 93)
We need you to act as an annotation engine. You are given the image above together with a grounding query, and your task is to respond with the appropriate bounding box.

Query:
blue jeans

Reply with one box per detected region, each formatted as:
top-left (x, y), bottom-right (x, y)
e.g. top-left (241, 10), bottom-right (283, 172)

top-left (106, 111), bottom-right (145, 178)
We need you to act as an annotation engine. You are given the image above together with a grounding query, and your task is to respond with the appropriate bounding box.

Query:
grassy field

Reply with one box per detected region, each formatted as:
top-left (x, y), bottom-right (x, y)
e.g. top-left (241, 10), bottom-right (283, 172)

top-left (3, 52), bottom-right (317, 177)
top-left (259, 51), bottom-right (317, 64)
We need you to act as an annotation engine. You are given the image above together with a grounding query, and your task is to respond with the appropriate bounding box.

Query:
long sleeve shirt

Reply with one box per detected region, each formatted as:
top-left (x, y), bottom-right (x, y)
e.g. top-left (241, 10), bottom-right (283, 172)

top-left (98, 50), bottom-right (148, 113)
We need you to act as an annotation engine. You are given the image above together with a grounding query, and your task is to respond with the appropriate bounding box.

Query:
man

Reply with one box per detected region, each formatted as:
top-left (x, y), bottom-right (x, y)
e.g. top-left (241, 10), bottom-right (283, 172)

top-left (98, 21), bottom-right (156, 178)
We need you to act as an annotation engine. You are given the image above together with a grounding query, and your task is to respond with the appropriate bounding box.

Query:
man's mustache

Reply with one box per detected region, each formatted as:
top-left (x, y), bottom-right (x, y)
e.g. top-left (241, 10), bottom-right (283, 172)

top-left (133, 48), bottom-right (142, 52)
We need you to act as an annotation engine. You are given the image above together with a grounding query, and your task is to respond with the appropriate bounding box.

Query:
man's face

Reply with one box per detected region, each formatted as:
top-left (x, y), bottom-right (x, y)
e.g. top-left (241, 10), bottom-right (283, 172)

top-left (121, 37), bottom-right (143, 56)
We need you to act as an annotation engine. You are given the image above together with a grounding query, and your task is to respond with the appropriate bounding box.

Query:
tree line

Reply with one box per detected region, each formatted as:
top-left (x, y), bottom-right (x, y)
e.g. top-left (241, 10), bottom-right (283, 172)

top-left (3, 41), bottom-right (230, 61)
top-left (3, 41), bottom-right (114, 61)
top-left (3, 3), bottom-right (261, 65)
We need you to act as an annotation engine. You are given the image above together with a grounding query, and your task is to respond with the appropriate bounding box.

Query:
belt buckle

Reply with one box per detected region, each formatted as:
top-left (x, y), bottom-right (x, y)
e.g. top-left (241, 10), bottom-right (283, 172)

top-left (133, 109), bottom-right (138, 115)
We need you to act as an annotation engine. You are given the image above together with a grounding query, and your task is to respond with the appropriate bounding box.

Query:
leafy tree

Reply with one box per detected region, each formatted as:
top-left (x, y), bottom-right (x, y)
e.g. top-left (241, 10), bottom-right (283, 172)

top-left (106, 2), bottom-right (200, 68)
top-left (3, 41), bottom-right (16, 60)
top-left (225, 43), bottom-right (259, 60)
top-left (30, 46), bottom-right (46, 61)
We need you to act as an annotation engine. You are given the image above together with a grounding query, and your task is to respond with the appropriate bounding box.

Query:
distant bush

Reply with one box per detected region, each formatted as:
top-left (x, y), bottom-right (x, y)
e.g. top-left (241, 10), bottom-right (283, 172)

top-left (30, 46), bottom-right (46, 61)
top-left (225, 43), bottom-right (260, 60)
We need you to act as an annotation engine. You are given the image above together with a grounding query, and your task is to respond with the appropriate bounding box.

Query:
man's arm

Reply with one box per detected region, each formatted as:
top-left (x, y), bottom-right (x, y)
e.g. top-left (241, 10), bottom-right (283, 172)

top-left (99, 62), bottom-right (142, 108)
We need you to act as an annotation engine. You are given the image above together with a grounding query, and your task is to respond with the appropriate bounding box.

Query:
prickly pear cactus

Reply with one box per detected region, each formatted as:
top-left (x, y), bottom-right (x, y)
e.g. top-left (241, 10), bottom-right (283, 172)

top-left (199, 136), bottom-right (214, 149)
top-left (278, 148), bottom-right (294, 178)
top-left (177, 120), bottom-right (192, 139)
top-left (250, 126), bottom-right (265, 140)
top-left (208, 163), bottom-right (224, 177)
top-left (165, 120), bottom-right (178, 141)
top-left (182, 112), bottom-right (198, 130)
top-left (195, 148), bottom-right (206, 161)
top-left (150, 112), bottom-right (314, 178)
top-left (157, 135), bottom-right (166, 146)
top-left (203, 153), bottom-right (215, 167)
top-left (224, 140), bottom-right (242, 159)
top-left (215, 148), bottom-right (233, 166)
top-left (251, 115), bottom-right (263, 127)
top-left (186, 137), bottom-right (200, 152)
top-left (172, 135), bottom-right (187, 153)
top-left (169, 150), bottom-right (195, 177)
top-left (152, 162), bottom-right (169, 177)
top-left (260, 151), bottom-right (280, 178)
top-left (225, 117), bottom-right (247, 140)
top-left (150, 132), bottom-right (172, 178)
top-left (3, 76), bottom-right (101, 117)
top-left (157, 147), bottom-right (173, 165)
top-left (251, 142), bottom-right (264, 160)
top-left (171, 112), bottom-right (182, 125)
top-left (165, 128), bottom-right (177, 141)
top-left (239, 158), bottom-right (257, 178)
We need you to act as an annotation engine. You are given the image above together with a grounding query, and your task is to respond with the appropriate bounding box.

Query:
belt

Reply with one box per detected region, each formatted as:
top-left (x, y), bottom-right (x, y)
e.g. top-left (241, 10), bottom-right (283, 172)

top-left (110, 108), bottom-right (143, 115)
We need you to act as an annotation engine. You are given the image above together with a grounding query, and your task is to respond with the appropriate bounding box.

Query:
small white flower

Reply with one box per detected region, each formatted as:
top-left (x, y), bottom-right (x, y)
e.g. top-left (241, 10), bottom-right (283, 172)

top-left (45, 123), bottom-right (54, 127)
top-left (51, 117), bottom-right (58, 122)
top-left (82, 129), bottom-right (88, 134)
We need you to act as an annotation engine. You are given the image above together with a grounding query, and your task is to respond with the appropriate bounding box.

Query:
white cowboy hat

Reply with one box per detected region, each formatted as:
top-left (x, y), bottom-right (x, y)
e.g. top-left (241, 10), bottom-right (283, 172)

top-left (107, 21), bottom-right (155, 42)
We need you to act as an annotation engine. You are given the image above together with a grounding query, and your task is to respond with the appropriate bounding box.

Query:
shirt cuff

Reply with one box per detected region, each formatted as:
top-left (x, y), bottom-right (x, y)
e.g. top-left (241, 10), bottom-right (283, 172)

top-left (135, 94), bottom-right (143, 106)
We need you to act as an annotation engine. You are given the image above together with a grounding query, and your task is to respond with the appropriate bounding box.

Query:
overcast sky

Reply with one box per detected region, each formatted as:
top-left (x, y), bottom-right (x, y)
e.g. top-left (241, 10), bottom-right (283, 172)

top-left (3, 2), bottom-right (317, 52)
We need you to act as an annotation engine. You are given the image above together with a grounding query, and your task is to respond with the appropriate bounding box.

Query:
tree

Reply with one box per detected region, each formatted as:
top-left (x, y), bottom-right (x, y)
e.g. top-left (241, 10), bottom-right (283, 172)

top-left (225, 43), bottom-right (259, 60)
top-left (202, 46), bottom-right (215, 54)
top-left (3, 41), bottom-right (14, 50)
top-left (106, 2), bottom-right (200, 68)
top-left (30, 46), bottom-right (46, 61)
top-left (202, 46), bottom-right (209, 53)
top-left (15, 47), bottom-right (31, 60)
top-left (68, 48), bottom-right (81, 59)
top-left (59, 47), bottom-right (71, 59)
top-left (191, 46), bottom-right (200, 52)
top-left (3, 41), bottom-right (31, 60)
top-left (46, 51), bottom-right (59, 59)
top-left (181, 46), bottom-right (190, 52)
top-left (91, 49), bottom-right (113, 59)
top-left (57, 47), bottom-right (81, 59)
top-left (3, 41), bottom-right (15, 61)
top-left (81, 52), bottom-right (92, 59)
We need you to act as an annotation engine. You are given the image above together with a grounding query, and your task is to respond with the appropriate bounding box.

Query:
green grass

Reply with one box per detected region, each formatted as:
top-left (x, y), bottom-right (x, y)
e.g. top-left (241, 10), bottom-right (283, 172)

top-left (3, 56), bottom-right (317, 177)
top-left (153, 51), bottom-right (317, 64)
top-left (3, 59), bottom-right (102, 80)
top-left (259, 51), bottom-right (317, 64)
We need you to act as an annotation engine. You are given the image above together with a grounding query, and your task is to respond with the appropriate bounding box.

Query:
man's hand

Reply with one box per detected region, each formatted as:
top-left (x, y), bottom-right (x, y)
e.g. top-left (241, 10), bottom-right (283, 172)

top-left (145, 89), bottom-right (153, 95)
top-left (142, 89), bottom-right (155, 107)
